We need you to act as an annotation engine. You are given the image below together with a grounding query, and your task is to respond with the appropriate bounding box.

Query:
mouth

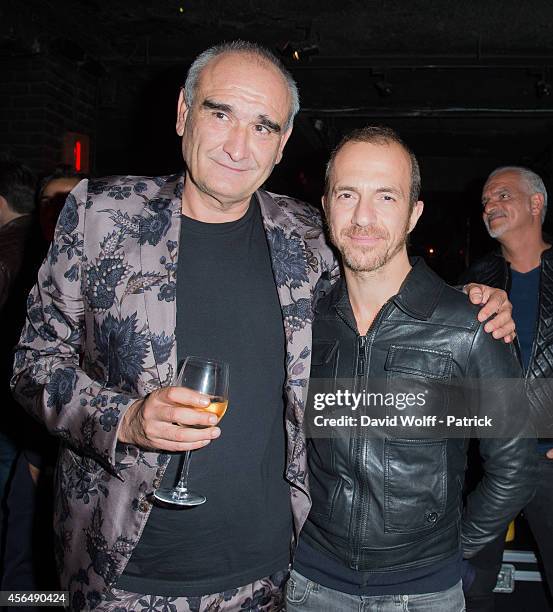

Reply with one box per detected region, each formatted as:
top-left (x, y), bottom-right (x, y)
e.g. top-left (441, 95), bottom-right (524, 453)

top-left (346, 234), bottom-right (385, 247)
top-left (212, 160), bottom-right (251, 173)
top-left (487, 213), bottom-right (506, 224)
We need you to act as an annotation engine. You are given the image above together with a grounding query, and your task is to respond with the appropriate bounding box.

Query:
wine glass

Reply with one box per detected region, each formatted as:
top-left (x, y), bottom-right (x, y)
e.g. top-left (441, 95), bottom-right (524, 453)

top-left (154, 356), bottom-right (229, 507)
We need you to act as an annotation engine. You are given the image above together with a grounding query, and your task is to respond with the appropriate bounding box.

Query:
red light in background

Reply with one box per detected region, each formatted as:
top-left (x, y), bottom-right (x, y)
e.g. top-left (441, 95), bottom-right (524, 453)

top-left (74, 141), bottom-right (82, 172)
top-left (63, 132), bottom-right (90, 173)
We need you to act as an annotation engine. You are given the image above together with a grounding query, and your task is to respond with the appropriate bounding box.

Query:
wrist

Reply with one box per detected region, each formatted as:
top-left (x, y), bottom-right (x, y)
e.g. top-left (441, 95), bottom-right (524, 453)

top-left (117, 397), bottom-right (144, 444)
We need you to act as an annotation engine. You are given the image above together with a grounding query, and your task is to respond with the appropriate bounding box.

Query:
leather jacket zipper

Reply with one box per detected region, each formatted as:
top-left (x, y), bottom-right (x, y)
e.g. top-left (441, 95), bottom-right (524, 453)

top-left (357, 336), bottom-right (366, 376)
top-left (350, 300), bottom-right (393, 568)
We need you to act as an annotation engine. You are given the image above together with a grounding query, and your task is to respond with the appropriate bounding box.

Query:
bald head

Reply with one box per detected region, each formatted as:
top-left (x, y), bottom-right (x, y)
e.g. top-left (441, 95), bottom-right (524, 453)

top-left (183, 41), bottom-right (300, 130)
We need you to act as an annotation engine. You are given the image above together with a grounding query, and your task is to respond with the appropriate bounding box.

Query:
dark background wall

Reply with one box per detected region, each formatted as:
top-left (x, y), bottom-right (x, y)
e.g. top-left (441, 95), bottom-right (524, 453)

top-left (2, 0), bottom-right (553, 280)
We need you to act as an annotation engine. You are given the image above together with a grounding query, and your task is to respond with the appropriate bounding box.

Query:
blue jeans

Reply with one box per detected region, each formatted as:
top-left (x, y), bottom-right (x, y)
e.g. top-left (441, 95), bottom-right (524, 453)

top-left (285, 569), bottom-right (465, 612)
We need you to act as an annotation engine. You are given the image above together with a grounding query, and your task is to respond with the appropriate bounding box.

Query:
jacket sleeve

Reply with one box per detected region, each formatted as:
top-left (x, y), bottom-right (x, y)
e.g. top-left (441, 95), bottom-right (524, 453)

top-left (461, 323), bottom-right (537, 558)
top-left (10, 180), bottom-right (139, 475)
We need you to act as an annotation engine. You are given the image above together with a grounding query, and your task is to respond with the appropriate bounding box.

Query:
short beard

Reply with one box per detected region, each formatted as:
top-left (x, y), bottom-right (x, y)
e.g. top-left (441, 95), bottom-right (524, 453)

top-left (484, 218), bottom-right (507, 239)
top-left (330, 221), bottom-right (409, 273)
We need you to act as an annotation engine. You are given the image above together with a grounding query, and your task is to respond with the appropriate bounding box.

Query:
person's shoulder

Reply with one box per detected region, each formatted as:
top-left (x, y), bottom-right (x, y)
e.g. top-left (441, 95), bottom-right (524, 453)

top-left (86, 175), bottom-right (174, 201)
top-left (468, 251), bottom-right (503, 271)
top-left (459, 251), bottom-right (504, 285)
top-left (432, 282), bottom-right (483, 332)
top-left (258, 189), bottom-right (328, 250)
top-left (261, 190), bottom-right (323, 224)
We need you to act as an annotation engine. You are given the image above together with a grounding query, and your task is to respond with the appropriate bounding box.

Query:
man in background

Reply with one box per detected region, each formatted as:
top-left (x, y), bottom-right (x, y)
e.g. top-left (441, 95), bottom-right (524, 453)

top-left (2, 167), bottom-right (83, 592)
top-left (461, 166), bottom-right (553, 611)
top-left (0, 155), bottom-right (39, 504)
top-left (37, 166), bottom-right (86, 243)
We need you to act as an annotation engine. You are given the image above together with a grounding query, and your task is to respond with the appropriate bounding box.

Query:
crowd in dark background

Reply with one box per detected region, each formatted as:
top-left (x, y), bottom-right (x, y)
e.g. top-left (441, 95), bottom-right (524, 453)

top-left (0, 156), bottom-right (84, 592)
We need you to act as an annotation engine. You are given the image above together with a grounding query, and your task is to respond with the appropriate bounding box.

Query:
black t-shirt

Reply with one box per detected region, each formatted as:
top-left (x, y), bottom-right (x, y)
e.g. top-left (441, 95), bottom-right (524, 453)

top-left (118, 197), bottom-right (292, 596)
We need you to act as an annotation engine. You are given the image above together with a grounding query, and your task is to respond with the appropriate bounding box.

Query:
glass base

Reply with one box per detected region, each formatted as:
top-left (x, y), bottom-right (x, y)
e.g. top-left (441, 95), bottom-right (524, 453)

top-left (154, 487), bottom-right (206, 507)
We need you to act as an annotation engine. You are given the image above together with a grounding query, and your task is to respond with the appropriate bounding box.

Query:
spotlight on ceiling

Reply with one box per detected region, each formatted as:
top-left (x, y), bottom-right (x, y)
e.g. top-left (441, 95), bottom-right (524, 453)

top-left (277, 41), bottom-right (319, 62)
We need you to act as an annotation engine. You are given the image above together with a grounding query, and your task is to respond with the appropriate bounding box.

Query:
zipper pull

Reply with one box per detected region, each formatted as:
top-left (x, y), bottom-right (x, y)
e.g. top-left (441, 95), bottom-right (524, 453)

top-left (357, 336), bottom-right (366, 376)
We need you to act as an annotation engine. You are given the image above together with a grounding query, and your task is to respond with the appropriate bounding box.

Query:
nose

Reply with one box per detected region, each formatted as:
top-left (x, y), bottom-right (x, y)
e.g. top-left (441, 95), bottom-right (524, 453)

top-left (222, 124), bottom-right (249, 162)
top-left (352, 197), bottom-right (377, 227)
top-left (483, 198), bottom-right (496, 216)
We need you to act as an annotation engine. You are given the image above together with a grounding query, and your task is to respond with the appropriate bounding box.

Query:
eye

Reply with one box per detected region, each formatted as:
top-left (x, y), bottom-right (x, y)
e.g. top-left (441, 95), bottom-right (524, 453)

top-left (500, 192), bottom-right (510, 199)
top-left (213, 111), bottom-right (228, 121)
top-left (336, 192), bottom-right (352, 200)
top-left (382, 194), bottom-right (396, 202)
top-left (254, 124), bottom-right (271, 135)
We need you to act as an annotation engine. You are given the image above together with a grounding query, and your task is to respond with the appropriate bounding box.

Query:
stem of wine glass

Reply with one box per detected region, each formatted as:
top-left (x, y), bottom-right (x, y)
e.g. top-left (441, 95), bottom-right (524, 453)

top-left (176, 450), bottom-right (193, 492)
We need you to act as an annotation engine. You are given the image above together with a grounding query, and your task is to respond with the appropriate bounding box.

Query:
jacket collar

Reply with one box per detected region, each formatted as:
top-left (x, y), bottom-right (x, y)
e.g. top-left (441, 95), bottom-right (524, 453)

top-left (492, 244), bottom-right (553, 265)
top-left (393, 257), bottom-right (445, 320)
top-left (332, 256), bottom-right (445, 327)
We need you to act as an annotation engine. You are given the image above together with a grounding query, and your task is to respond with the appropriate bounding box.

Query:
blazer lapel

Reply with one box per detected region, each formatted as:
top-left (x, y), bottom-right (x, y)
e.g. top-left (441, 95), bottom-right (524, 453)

top-left (139, 173), bottom-right (183, 388)
top-left (257, 190), bottom-right (315, 493)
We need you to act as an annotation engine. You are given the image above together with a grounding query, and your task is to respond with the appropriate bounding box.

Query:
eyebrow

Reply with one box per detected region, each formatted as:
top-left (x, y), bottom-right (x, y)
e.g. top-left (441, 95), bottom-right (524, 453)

top-left (202, 99), bottom-right (233, 114)
top-left (256, 114), bottom-right (281, 133)
top-left (375, 186), bottom-right (403, 197)
top-left (482, 186), bottom-right (510, 201)
top-left (202, 98), bottom-right (281, 133)
top-left (333, 185), bottom-right (358, 193)
top-left (333, 185), bottom-right (403, 196)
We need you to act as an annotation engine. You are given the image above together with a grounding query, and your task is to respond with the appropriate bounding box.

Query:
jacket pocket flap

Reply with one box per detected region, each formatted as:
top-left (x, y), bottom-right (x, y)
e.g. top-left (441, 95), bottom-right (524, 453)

top-left (385, 345), bottom-right (452, 379)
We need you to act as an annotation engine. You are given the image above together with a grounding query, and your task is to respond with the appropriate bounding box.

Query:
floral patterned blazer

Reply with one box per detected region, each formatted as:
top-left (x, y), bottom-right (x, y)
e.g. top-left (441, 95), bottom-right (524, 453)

top-left (11, 173), bottom-right (336, 608)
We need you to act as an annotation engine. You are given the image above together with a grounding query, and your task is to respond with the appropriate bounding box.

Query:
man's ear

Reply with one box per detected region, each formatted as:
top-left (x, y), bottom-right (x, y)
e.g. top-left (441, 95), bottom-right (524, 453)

top-left (530, 193), bottom-right (545, 219)
top-left (274, 127), bottom-right (293, 165)
top-left (408, 200), bottom-right (424, 233)
top-left (176, 89), bottom-right (189, 137)
top-left (321, 195), bottom-right (328, 218)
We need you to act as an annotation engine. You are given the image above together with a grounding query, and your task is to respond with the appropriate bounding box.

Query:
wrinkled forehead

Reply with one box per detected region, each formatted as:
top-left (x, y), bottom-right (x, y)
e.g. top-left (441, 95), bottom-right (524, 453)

top-left (483, 170), bottom-right (528, 195)
top-left (330, 140), bottom-right (412, 187)
top-left (196, 51), bottom-right (291, 117)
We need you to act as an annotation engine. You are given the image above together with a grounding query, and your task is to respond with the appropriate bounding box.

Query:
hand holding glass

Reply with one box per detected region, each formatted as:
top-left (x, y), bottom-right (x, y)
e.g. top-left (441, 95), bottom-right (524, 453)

top-left (154, 356), bottom-right (229, 506)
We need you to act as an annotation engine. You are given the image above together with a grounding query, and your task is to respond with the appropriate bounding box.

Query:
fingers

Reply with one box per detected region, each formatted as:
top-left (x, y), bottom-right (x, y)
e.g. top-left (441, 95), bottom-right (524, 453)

top-left (464, 285), bottom-right (517, 343)
top-left (120, 386), bottom-right (222, 452)
top-left (481, 292), bottom-right (515, 342)
top-left (163, 386), bottom-right (211, 410)
top-left (147, 423), bottom-right (221, 453)
top-left (465, 283), bottom-right (485, 305)
top-left (487, 320), bottom-right (516, 342)
top-left (145, 409), bottom-right (221, 443)
top-left (476, 288), bottom-right (508, 322)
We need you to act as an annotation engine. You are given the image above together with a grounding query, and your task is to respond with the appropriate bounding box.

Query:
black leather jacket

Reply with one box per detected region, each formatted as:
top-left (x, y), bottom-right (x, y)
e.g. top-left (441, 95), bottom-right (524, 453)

top-left (460, 247), bottom-right (553, 435)
top-left (302, 258), bottom-right (536, 572)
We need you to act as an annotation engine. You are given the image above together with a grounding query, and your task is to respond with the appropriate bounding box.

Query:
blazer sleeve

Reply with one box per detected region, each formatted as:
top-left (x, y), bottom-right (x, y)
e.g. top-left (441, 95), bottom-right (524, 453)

top-left (11, 179), bottom-right (139, 475)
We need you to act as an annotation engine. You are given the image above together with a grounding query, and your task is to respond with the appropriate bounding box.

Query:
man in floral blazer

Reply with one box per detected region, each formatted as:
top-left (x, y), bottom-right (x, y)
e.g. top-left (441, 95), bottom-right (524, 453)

top-left (12, 42), bottom-right (514, 611)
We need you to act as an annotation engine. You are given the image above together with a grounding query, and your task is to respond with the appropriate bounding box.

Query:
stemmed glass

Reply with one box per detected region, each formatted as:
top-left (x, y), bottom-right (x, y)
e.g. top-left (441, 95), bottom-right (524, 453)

top-left (154, 356), bottom-right (229, 507)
